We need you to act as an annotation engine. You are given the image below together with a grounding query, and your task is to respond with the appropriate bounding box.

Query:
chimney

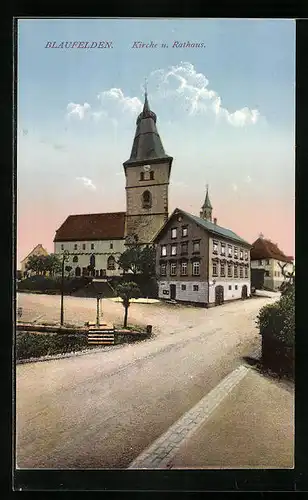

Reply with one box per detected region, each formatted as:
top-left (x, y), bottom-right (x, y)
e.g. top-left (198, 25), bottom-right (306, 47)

top-left (213, 217), bottom-right (217, 225)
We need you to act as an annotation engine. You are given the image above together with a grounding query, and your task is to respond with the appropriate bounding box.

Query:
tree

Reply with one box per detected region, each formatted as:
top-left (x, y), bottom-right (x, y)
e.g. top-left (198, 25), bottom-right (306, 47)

top-left (117, 244), bottom-right (156, 278)
top-left (25, 254), bottom-right (62, 276)
top-left (115, 281), bottom-right (140, 328)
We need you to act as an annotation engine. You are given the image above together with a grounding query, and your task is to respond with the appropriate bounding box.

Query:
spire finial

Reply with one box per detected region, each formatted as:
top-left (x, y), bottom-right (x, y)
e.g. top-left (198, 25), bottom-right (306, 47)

top-left (144, 77), bottom-right (148, 96)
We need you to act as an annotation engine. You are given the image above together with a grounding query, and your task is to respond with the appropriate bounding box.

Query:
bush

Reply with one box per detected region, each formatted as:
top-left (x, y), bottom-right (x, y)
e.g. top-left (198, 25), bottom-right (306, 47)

top-left (256, 284), bottom-right (294, 376)
top-left (16, 332), bottom-right (90, 360)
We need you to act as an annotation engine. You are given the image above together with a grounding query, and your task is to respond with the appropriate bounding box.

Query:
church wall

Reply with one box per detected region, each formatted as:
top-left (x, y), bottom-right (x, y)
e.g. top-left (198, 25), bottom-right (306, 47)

top-left (54, 239), bottom-right (125, 277)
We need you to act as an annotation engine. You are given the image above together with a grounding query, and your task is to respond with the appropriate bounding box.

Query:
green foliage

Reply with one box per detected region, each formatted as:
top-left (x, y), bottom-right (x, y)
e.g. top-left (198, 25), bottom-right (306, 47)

top-left (117, 244), bottom-right (156, 278)
top-left (16, 332), bottom-right (91, 360)
top-left (26, 254), bottom-right (62, 276)
top-left (257, 284), bottom-right (294, 347)
top-left (116, 281), bottom-right (140, 307)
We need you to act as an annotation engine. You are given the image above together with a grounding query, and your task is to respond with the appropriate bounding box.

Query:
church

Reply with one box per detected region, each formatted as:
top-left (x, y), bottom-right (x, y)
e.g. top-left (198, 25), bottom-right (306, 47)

top-left (53, 91), bottom-right (173, 277)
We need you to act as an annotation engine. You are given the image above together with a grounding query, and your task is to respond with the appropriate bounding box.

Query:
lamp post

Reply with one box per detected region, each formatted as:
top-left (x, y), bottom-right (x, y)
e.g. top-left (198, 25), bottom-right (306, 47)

top-left (92, 278), bottom-right (107, 327)
top-left (60, 250), bottom-right (70, 326)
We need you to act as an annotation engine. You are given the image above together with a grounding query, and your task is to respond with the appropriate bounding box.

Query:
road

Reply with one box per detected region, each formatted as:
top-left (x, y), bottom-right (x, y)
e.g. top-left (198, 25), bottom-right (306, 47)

top-left (16, 293), bottom-right (277, 469)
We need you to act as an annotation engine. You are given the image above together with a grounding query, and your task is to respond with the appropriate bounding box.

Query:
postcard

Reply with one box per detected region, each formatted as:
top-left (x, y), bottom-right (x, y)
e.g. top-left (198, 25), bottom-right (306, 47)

top-left (15, 17), bottom-right (295, 482)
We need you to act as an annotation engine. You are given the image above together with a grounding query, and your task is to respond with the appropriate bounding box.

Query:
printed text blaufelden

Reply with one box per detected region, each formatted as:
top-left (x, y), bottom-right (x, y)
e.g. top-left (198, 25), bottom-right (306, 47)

top-left (45, 41), bottom-right (113, 49)
top-left (131, 41), bottom-right (206, 49)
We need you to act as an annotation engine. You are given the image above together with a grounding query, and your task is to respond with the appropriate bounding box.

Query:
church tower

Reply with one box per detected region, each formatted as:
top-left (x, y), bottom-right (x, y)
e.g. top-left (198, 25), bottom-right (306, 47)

top-left (200, 185), bottom-right (213, 221)
top-left (123, 88), bottom-right (173, 244)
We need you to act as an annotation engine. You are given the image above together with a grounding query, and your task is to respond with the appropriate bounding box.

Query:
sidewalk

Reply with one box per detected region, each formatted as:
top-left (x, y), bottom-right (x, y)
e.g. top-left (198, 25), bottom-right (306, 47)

top-left (128, 366), bottom-right (294, 470)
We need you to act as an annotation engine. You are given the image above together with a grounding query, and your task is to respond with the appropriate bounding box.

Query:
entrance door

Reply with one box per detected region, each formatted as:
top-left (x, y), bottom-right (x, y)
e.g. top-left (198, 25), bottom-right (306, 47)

top-left (215, 285), bottom-right (224, 305)
top-left (241, 285), bottom-right (248, 299)
top-left (170, 284), bottom-right (176, 300)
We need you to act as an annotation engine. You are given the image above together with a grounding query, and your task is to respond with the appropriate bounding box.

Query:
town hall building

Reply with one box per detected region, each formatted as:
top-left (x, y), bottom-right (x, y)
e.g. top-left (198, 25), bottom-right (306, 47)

top-left (54, 91), bottom-right (173, 277)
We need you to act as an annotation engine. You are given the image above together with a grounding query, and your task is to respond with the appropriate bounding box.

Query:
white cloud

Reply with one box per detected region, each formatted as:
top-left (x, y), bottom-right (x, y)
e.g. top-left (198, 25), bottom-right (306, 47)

top-left (97, 88), bottom-right (142, 115)
top-left (232, 183), bottom-right (238, 191)
top-left (76, 176), bottom-right (96, 190)
top-left (67, 102), bottom-right (91, 120)
top-left (150, 62), bottom-right (260, 127)
top-left (246, 175), bottom-right (252, 183)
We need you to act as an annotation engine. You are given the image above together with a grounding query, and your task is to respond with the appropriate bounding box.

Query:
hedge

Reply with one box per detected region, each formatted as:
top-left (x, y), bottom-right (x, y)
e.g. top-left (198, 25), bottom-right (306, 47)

top-left (16, 332), bottom-right (93, 360)
top-left (256, 284), bottom-right (294, 376)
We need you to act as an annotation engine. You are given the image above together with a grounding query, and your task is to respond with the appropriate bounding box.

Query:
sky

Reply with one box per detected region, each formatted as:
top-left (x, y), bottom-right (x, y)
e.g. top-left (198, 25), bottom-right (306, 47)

top-left (17, 18), bottom-right (295, 266)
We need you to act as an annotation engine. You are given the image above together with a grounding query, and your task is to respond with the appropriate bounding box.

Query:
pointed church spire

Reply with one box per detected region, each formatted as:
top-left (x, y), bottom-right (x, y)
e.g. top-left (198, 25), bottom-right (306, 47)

top-left (200, 185), bottom-right (213, 221)
top-left (124, 80), bottom-right (172, 166)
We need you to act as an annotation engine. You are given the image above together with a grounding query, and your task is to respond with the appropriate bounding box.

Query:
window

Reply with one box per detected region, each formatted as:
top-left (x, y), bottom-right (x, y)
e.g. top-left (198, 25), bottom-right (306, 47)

top-left (265, 270), bottom-right (270, 277)
top-left (192, 261), bottom-right (200, 276)
top-left (245, 250), bottom-right (248, 260)
top-left (171, 244), bottom-right (177, 256)
top-left (228, 245), bottom-right (232, 257)
top-left (95, 270), bottom-right (99, 277)
top-left (181, 261), bottom-right (188, 275)
top-left (213, 241), bottom-right (218, 254)
top-left (61, 244), bottom-right (64, 250)
top-left (142, 190), bottom-right (152, 208)
top-left (90, 254), bottom-right (95, 267)
top-left (193, 285), bottom-right (199, 291)
top-left (213, 262), bottom-right (218, 277)
top-left (181, 284), bottom-right (186, 291)
top-left (171, 228), bottom-right (177, 239)
top-left (170, 263), bottom-right (177, 276)
top-left (229, 285), bottom-right (232, 290)
top-left (161, 245), bottom-right (167, 256)
top-left (107, 256), bottom-right (115, 270)
top-left (235, 285), bottom-right (238, 290)
top-left (160, 263), bottom-right (167, 276)
top-left (91, 243), bottom-right (94, 250)
top-left (82, 244), bottom-right (86, 250)
top-left (75, 266), bottom-right (81, 277)
top-left (73, 255), bottom-right (78, 263)
top-left (245, 267), bottom-right (248, 278)
top-left (234, 265), bottom-right (238, 278)
top-left (220, 262), bottom-right (226, 277)
top-left (228, 263), bottom-right (232, 277)
top-left (182, 226), bottom-right (188, 237)
top-left (234, 247), bottom-right (238, 259)
top-left (99, 269), bottom-right (106, 277)
top-left (150, 171), bottom-right (154, 180)
top-left (258, 259), bottom-right (263, 265)
top-left (110, 242), bottom-right (113, 249)
top-left (240, 249), bottom-right (243, 260)
top-left (193, 240), bottom-right (200, 253)
top-left (181, 242), bottom-right (188, 254)
top-left (82, 267), bottom-right (87, 276)
top-left (140, 172), bottom-right (144, 181)
top-left (221, 244), bottom-right (226, 256)
top-left (74, 243), bottom-right (78, 250)
top-left (266, 259), bottom-right (270, 265)
top-left (240, 266), bottom-right (243, 278)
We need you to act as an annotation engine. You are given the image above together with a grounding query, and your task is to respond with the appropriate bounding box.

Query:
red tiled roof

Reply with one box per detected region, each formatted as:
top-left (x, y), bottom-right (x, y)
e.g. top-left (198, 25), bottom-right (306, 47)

top-left (250, 237), bottom-right (293, 263)
top-left (54, 212), bottom-right (126, 242)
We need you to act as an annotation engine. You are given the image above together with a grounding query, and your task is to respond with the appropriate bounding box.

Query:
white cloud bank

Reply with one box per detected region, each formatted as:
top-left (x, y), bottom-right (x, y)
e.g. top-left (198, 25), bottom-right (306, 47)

top-left (151, 62), bottom-right (260, 127)
top-left (76, 176), bottom-right (96, 190)
top-left (65, 62), bottom-right (261, 127)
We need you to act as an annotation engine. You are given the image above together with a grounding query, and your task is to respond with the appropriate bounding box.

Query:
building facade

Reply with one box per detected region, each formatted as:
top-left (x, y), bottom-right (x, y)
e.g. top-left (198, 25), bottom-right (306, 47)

top-left (20, 244), bottom-right (49, 276)
top-left (250, 236), bottom-right (294, 291)
top-left (54, 91), bottom-right (173, 275)
top-left (54, 212), bottom-right (126, 277)
top-left (153, 193), bottom-right (251, 306)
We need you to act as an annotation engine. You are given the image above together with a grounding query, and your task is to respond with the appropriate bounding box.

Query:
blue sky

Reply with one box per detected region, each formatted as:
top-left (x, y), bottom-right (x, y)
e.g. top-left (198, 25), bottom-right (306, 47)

top-left (17, 18), bottom-right (295, 264)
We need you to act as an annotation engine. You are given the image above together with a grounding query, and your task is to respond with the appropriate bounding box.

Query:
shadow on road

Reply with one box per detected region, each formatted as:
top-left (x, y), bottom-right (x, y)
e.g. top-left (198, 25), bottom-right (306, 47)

top-left (242, 355), bottom-right (294, 387)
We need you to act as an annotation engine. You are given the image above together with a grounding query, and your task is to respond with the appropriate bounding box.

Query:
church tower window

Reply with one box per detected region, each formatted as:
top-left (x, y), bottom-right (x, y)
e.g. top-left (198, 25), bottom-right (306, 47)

top-left (142, 190), bottom-right (152, 209)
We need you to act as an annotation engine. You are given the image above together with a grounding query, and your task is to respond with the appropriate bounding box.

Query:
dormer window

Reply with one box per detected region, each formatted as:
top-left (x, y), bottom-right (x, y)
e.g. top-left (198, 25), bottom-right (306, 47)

top-left (142, 190), bottom-right (152, 209)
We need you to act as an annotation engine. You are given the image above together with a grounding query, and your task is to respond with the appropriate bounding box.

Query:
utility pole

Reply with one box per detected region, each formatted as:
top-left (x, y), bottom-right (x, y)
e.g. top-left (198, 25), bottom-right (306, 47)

top-left (60, 250), bottom-right (69, 326)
